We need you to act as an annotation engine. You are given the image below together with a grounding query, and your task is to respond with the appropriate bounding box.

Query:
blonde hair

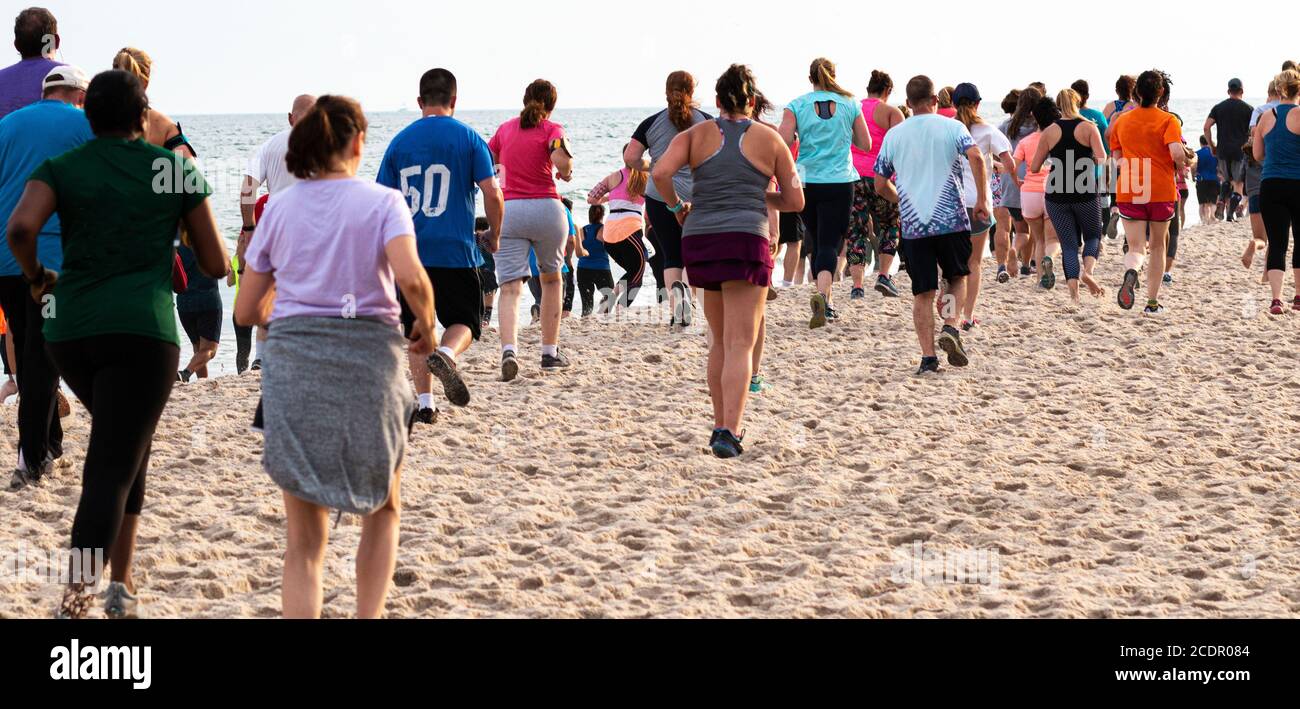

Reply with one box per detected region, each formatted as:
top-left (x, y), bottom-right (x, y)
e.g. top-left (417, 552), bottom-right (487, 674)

top-left (809, 58), bottom-right (852, 98)
top-left (113, 47), bottom-right (152, 90)
top-left (1056, 88), bottom-right (1082, 119)
top-left (1275, 69), bottom-right (1300, 100)
top-left (626, 168), bottom-right (648, 200)
top-left (956, 102), bottom-right (983, 129)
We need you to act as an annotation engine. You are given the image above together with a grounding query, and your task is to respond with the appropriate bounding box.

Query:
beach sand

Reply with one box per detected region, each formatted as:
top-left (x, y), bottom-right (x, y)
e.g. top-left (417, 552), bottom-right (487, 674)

top-left (2, 219), bottom-right (1297, 619)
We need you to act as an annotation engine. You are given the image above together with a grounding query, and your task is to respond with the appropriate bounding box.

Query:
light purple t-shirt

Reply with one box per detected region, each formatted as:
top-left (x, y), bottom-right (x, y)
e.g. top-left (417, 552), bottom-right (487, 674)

top-left (0, 57), bottom-right (64, 121)
top-left (245, 178), bottom-right (416, 326)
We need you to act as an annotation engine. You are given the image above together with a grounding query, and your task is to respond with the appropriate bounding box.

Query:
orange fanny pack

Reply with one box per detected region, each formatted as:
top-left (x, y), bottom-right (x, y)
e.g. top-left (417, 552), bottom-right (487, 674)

top-left (600, 215), bottom-right (644, 244)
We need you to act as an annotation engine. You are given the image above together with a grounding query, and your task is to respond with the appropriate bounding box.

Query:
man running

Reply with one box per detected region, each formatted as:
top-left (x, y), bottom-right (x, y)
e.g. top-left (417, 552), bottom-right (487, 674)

top-left (1204, 78), bottom-right (1255, 222)
top-left (0, 7), bottom-right (62, 120)
top-left (0, 64), bottom-right (92, 486)
top-left (873, 76), bottom-right (988, 374)
top-left (378, 68), bottom-right (503, 422)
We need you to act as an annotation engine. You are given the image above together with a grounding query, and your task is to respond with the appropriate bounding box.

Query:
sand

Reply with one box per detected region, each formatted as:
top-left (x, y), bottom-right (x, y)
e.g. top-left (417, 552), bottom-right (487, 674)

top-left (1, 219), bottom-right (1297, 619)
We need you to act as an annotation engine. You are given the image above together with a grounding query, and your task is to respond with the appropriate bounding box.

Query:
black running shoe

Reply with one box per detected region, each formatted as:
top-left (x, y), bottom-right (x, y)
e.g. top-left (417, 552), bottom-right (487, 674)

top-left (501, 350), bottom-right (519, 382)
top-left (916, 357), bottom-right (942, 376)
top-left (710, 429), bottom-right (745, 459)
top-left (1117, 269), bottom-right (1139, 311)
top-left (541, 349), bottom-right (571, 371)
top-left (250, 359), bottom-right (262, 372)
top-left (251, 399), bottom-right (265, 433)
top-left (414, 407), bottom-right (438, 425)
top-left (177, 369), bottom-right (193, 383)
top-left (875, 274), bottom-right (901, 298)
top-left (825, 305), bottom-right (840, 322)
top-left (427, 350), bottom-right (471, 407)
top-left (937, 326), bottom-right (970, 368)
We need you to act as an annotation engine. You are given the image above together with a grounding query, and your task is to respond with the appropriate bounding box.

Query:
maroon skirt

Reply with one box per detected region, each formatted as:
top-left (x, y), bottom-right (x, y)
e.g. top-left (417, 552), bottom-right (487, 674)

top-left (682, 231), bottom-right (774, 291)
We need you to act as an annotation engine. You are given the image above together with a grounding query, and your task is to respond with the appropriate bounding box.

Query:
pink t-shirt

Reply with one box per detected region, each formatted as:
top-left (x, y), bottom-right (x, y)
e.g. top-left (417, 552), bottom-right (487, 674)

top-left (1014, 132), bottom-right (1050, 193)
top-left (488, 117), bottom-right (565, 201)
top-left (245, 178), bottom-right (416, 326)
top-left (852, 98), bottom-right (890, 178)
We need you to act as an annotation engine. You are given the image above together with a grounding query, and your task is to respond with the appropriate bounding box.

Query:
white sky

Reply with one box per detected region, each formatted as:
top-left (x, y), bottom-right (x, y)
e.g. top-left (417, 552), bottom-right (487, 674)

top-left (29, 0), bottom-right (1299, 115)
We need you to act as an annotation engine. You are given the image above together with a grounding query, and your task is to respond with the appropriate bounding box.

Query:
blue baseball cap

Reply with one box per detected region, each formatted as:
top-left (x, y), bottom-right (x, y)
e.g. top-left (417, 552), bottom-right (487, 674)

top-left (953, 83), bottom-right (982, 105)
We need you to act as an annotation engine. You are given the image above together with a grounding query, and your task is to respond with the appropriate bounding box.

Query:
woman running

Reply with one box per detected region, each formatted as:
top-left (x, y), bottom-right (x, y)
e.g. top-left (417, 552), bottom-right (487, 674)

top-left (1253, 68), bottom-right (1300, 315)
top-left (1031, 88), bottom-right (1108, 303)
top-left (1001, 87), bottom-right (1043, 277)
top-left (587, 160), bottom-right (651, 311)
top-left (1111, 70), bottom-right (1187, 315)
top-left (992, 90), bottom-right (1024, 279)
top-left (489, 79), bottom-right (574, 379)
top-left (626, 71), bottom-right (711, 330)
top-left (1103, 75), bottom-right (1136, 123)
top-left (6, 70), bottom-right (228, 619)
top-left (111, 48), bottom-right (195, 159)
top-left (652, 64), bottom-right (802, 459)
top-left (235, 95), bottom-right (436, 619)
top-left (778, 57), bottom-right (872, 328)
top-left (1013, 97), bottom-right (1061, 290)
top-left (848, 70), bottom-right (906, 299)
top-left (953, 83), bottom-right (1015, 328)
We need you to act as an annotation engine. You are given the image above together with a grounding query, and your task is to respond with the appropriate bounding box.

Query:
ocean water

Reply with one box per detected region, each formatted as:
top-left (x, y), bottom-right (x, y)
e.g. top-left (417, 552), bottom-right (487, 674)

top-left (177, 98), bottom-right (1229, 377)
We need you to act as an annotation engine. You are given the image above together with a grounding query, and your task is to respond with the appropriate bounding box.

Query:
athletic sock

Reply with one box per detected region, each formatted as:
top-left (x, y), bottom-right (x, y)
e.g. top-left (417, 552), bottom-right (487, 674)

top-left (502, 344), bottom-right (517, 356)
top-left (418, 393), bottom-right (435, 410)
top-left (541, 344), bottom-right (559, 358)
top-left (436, 346), bottom-right (456, 363)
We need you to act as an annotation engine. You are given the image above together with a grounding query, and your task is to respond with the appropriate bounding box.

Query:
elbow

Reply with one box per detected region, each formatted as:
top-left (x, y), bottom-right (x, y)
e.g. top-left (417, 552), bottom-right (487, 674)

top-left (787, 193), bottom-right (806, 214)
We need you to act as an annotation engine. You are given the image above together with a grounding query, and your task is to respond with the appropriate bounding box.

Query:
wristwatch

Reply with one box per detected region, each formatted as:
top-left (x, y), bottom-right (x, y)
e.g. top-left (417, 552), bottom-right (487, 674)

top-left (241, 224), bottom-right (256, 233)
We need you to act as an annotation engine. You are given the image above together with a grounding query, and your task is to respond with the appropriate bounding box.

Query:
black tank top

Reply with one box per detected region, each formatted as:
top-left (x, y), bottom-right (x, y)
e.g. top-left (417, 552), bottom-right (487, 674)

top-left (1047, 118), bottom-right (1096, 203)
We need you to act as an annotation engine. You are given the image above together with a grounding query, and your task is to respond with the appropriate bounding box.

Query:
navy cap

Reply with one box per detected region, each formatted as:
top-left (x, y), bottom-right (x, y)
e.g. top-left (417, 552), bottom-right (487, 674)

top-left (1228, 78), bottom-right (1243, 91)
top-left (953, 82), bottom-right (982, 105)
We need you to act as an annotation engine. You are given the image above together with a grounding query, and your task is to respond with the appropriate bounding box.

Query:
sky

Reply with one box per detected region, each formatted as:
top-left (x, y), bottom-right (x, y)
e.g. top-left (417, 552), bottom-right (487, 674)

top-left (25, 0), bottom-right (1300, 115)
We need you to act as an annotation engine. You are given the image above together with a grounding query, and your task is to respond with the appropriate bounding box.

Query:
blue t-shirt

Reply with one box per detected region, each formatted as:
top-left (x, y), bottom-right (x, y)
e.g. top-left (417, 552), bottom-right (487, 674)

top-left (874, 114), bottom-right (976, 240)
top-left (0, 99), bottom-right (94, 276)
top-left (1080, 107), bottom-right (1110, 155)
top-left (376, 115), bottom-right (495, 269)
top-left (175, 244), bottom-right (221, 313)
top-left (577, 224), bottom-right (610, 269)
top-left (786, 91), bottom-right (862, 184)
top-left (1195, 146), bottom-right (1219, 182)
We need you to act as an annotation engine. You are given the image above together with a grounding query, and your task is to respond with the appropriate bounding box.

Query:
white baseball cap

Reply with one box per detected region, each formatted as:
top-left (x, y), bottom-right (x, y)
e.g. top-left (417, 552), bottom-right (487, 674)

top-left (42, 65), bottom-right (89, 92)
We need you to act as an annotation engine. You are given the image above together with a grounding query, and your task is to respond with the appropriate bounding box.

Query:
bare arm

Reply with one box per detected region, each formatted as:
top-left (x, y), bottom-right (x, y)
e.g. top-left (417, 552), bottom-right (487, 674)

top-left (182, 200), bottom-right (230, 279)
top-left (1169, 142), bottom-right (1188, 172)
top-left (874, 175), bottom-right (899, 203)
top-left (5, 181), bottom-right (57, 284)
top-left (233, 270), bottom-right (276, 328)
top-left (966, 144), bottom-right (990, 221)
top-left (551, 147), bottom-right (573, 183)
top-left (651, 131), bottom-right (692, 210)
top-left (480, 176), bottom-right (504, 253)
top-left (1203, 116), bottom-right (1216, 152)
top-left (851, 113), bottom-right (872, 154)
top-left (623, 140), bottom-right (650, 171)
top-left (587, 171), bottom-right (618, 205)
top-left (778, 109), bottom-right (798, 148)
top-left (766, 135), bottom-right (804, 214)
top-left (1029, 126), bottom-right (1057, 173)
top-left (387, 234), bottom-right (436, 355)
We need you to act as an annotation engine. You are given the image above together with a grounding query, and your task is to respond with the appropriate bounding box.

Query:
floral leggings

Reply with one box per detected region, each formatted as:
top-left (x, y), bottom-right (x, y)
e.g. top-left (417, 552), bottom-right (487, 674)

top-left (847, 177), bottom-right (901, 266)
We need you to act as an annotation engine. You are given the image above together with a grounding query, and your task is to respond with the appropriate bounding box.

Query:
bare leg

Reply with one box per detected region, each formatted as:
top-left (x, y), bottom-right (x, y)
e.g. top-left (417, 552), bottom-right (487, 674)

top-left (497, 280), bottom-right (523, 350)
top-left (719, 282), bottom-right (765, 432)
top-left (539, 272), bottom-right (563, 347)
top-left (1145, 223), bottom-right (1169, 303)
top-left (356, 468), bottom-right (402, 619)
top-left (183, 338), bottom-right (218, 378)
top-left (702, 290), bottom-right (725, 429)
top-left (281, 492), bottom-right (330, 619)
top-left (964, 232), bottom-right (987, 323)
top-left (782, 243), bottom-right (800, 284)
top-left (913, 291), bottom-right (938, 358)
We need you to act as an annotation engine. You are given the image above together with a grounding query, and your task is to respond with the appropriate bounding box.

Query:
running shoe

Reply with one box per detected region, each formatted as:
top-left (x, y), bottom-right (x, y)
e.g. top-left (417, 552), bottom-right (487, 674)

top-left (250, 399), bottom-right (265, 433)
top-left (1142, 302), bottom-right (1165, 317)
top-left (850, 287), bottom-right (866, 300)
top-left (1106, 211), bottom-right (1119, 239)
top-left (482, 307), bottom-right (493, 327)
top-left (749, 375), bottom-right (772, 395)
top-left (541, 349), bottom-right (571, 371)
top-left (810, 293), bottom-right (828, 329)
top-left (8, 468), bottom-right (28, 490)
top-left (937, 325), bottom-right (970, 368)
top-left (1293, 297), bottom-right (1300, 312)
top-left (1215, 203), bottom-right (1226, 221)
top-left (177, 368), bottom-right (193, 383)
top-left (1270, 299), bottom-right (1285, 316)
top-left (997, 266), bottom-right (1010, 284)
top-left (673, 282), bottom-right (694, 328)
top-left (875, 274), bottom-right (901, 298)
top-left (915, 357), bottom-right (941, 376)
top-left (767, 287), bottom-right (779, 302)
top-left (250, 359), bottom-right (262, 372)
top-left (1117, 269), bottom-right (1139, 311)
top-left (961, 319), bottom-right (980, 333)
top-left (710, 429), bottom-right (745, 459)
top-left (529, 304), bottom-right (541, 325)
top-left (1020, 265), bottom-right (1032, 277)
top-left (1162, 273), bottom-right (1174, 285)
top-left (825, 306), bottom-right (840, 322)
top-left (1039, 256), bottom-right (1056, 290)
top-left (501, 350), bottom-right (520, 382)
top-left (427, 350), bottom-right (471, 407)
top-left (102, 582), bottom-right (140, 620)
top-left (414, 407), bottom-right (438, 425)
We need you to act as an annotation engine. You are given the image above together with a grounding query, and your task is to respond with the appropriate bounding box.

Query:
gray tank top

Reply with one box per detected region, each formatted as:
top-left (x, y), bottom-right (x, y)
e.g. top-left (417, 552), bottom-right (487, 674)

top-left (682, 119), bottom-right (771, 239)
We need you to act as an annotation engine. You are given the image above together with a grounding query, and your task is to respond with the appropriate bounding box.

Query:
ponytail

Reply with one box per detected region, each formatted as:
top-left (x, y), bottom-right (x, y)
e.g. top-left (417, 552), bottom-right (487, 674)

top-left (867, 69), bottom-right (893, 97)
top-left (626, 167), bottom-right (648, 199)
top-left (285, 95), bottom-right (369, 179)
top-left (112, 47), bottom-right (152, 90)
top-left (520, 79), bottom-right (557, 129)
top-left (665, 70), bottom-right (697, 131)
top-left (1276, 68), bottom-right (1300, 100)
top-left (809, 57), bottom-right (852, 98)
top-left (716, 64), bottom-right (759, 115)
top-left (955, 101), bottom-right (983, 129)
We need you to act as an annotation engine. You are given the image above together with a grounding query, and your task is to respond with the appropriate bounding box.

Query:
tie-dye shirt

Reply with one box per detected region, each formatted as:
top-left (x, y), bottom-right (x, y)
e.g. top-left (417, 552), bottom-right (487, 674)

top-left (874, 114), bottom-right (976, 239)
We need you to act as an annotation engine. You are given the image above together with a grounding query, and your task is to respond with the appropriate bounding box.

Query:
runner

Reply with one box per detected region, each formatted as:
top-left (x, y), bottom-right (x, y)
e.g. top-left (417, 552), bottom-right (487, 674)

top-left (378, 68), bottom-right (503, 421)
top-left (1103, 75), bottom-right (1135, 123)
top-left (778, 57), bottom-right (872, 328)
top-left (873, 75), bottom-right (987, 374)
top-left (1111, 70), bottom-right (1186, 315)
top-left (1013, 97), bottom-right (1061, 290)
top-left (587, 161), bottom-right (651, 311)
top-left (1195, 136), bottom-right (1220, 225)
top-left (651, 64), bottom-right (802, 458)
top-left (576, 204), bottom-right (614, 316)
top-left (489, 79), bottom-right (574, 379)
top-left (848, 70), bottom-right (905, 299)
top-left (475, 217), bottom-right (497, 325)
top-left (0, 8), bottom-right (63, 119)
top-left (626, 71), bottom-right (711, 330)
top-left (175, 240), bottom-right (222, 381)
top-left (1204, 78), bottom-right (1255, 222)
top-left (1073, 80), bottom-right (1113, 239)
top-left (953, 83), bottom-right (1015, 327)
top-left (1032, 88), bottom-right (1108, 303)
top-left (112, 48), bottom-right (195, 159)
top-left (0, 64), bottom-right (91, 488)
top-left (992, 89), bottom-right (1025, 279)
top-left (235, 95), bottom-right (433, 619)
top-left (1243, 80), bottom-right (1282, 270)
top-left (7, 69), bottom-right (228, 618)
top-left (1000, 87), bottom-right (1043, 277)
top-left (1252, 68), bottom-right (1300, 315)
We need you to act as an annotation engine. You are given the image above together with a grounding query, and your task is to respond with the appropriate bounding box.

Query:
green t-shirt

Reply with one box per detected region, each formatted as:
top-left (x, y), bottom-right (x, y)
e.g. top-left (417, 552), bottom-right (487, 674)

top-left (31, 137), bottom-right (211, 345)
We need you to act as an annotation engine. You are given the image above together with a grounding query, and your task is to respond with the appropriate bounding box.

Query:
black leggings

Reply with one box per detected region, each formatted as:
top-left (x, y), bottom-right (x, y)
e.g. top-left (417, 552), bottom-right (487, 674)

top-left (576, 267), bottom-right (615, 314)
top-left (645, 197), bottom-right (685, 272)
top-left (1, 333), bottom-right (10, 375)
top-left (1260, 178), bottom-right (1300, 271)
top-left (46, 335), bottom-right (179, 558)
top-left (233, 313), bottom-right (253, 373)
top-left (801, 182), bottom-right (854, 278)
top-left (605, 231), bottom-right (649, 307)
top-left (0, 276), bottom-right (63, 471)
top-left (643, 227), bottom-right (667, 301)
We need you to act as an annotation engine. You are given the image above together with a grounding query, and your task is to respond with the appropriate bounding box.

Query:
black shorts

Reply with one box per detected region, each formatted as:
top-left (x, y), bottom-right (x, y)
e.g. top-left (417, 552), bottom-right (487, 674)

top-left (644, 198), bottom-right (684, 270)
top-left (1196, 180), bottom-right (1221, 205)
top-left (901, 232), bottom-right (972, 296)
top-left (400, 267), bottom-right (483, 341)
top-left (178, 308), bottom-right (222, 345)
top-left (478, 266), bottom-right (499, 295)
top-left (1007, 207), bottom-right (1024, 223)
top-left (778, 211), bottom-right (805, 245)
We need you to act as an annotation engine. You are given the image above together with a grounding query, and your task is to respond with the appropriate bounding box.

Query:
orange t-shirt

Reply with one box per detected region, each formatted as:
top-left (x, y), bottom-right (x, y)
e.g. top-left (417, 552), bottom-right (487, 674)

top-left (0, 305), bottom-right (7, 336)
top-left (1109, 107), bottom-right (1183, 204)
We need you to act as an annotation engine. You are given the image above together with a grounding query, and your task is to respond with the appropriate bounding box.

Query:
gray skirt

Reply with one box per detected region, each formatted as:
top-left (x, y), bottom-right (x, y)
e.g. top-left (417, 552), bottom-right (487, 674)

top-left (262, 317), bottom-right (415, 515)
